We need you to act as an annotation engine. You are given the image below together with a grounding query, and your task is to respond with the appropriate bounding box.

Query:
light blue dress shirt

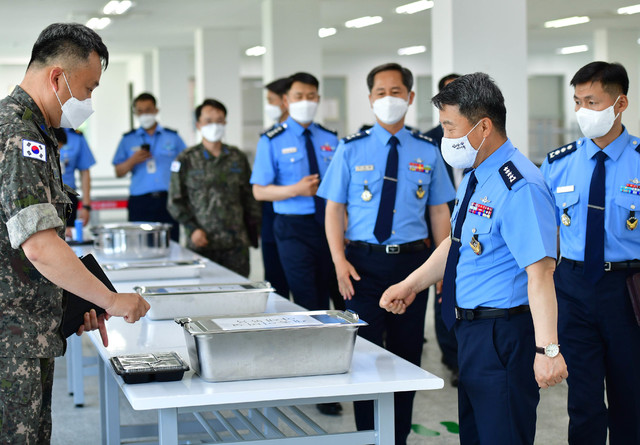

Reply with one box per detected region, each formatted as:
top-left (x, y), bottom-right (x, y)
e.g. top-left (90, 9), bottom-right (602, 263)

top-left (60, 128), bottom-right (95, 190)
top-left (453, 139), bottom-right (557, 309)
top-left (317, 123), bottom-right (455, 244)
top-left (112, 124), bottom-right (186, 196)
top-left (250, 116), bottom-right (338, 215)
top-left (541, 127), bottom-right (640, 262)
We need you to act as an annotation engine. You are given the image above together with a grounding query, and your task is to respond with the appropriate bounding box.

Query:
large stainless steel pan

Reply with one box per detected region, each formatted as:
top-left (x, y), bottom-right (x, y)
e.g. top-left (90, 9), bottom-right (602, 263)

top-left (91, 222), bottom-right (171, 260)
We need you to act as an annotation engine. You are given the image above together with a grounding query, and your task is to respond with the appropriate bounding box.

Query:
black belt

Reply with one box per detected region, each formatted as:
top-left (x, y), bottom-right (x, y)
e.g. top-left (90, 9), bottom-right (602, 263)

top-left (135, 191), bottom-right (168, 199)
top-left (561, 258), bottom-right (640, 272)
top-left (349, 240), bottom-right (427, 254)
top-left (277, 214), bottom-right (315, 218)
top-left (455, 305), bottom-right (530, 321)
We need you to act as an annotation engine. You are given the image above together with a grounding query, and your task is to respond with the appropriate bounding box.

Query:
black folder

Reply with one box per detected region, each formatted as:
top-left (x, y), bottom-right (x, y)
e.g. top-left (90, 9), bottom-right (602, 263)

top-left (61, 253), bottom-right (112, 337)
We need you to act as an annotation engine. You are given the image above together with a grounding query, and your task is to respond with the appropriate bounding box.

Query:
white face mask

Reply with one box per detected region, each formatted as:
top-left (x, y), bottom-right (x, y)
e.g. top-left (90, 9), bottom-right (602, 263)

top-left (265, 103), bottom-right (282, 122)
top-left (372, 96), bottom-right (409, 125)
top-left (575, 96), bottom-right (620, 140)
top-left (288, 100), bottom-right (318, 124)
top-left (53, 72), bottom-right (94, 130)
top-left (440, 120), bottom-right (485, 169)
top-left (138, 113), bottom-right (157, 130)
top-left (200, 123), bottom-right (225, 142)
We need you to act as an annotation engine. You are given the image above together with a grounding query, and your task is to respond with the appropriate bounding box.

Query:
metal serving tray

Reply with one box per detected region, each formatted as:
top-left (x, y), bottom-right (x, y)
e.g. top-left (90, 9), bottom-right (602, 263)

top-left (100, 259), bottom-right (206, 281)
top-left (176, 310), bottom-right (367, 382)
top-left (134, 281), bottom-right (274, 320)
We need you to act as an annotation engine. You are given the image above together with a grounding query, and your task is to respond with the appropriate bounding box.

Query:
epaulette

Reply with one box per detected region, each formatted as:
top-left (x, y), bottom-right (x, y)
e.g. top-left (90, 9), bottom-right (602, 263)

top-left (74, 129), bottom-right (83, 135)
top-left (499, 161), bottom-right (524, 190)
top-left (633, 137), bottom-right (640, 154)
top-left (260, 124), bottom-right (279, 136)
top-left (265, 124), bottom-right (286, 139)
top-left (342, 130), bottom-right (371, 144)
top-left (314, 122), bottom-right (338, 135)
top-left (410, 130), bottom-right (434, 144)
top-left (546, 141), bottom-right (578, 164)
top-left (163, 127), bottom-right (178, 134)
top-left (123, 129), bottom-right (136, 136)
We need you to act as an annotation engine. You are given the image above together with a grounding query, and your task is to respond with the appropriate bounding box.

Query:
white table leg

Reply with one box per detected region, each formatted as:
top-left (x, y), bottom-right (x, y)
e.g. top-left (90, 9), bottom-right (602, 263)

top-left (103, 360), bottom-right (121, 445)
top-left (374, 393), bottom-right (395, 445)
top-left (69, 335), bottom-right (85, 406)
top-left (158, 408), bottom-right (179, 445)
top-left (98, 356), bottom-right (107, 445)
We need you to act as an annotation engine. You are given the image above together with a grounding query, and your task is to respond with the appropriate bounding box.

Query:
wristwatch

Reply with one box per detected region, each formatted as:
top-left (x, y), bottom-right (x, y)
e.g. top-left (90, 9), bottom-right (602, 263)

top-left (82, 204), bottom-right (92, 211)
top-left (536, 343), bottom-right (560, 358)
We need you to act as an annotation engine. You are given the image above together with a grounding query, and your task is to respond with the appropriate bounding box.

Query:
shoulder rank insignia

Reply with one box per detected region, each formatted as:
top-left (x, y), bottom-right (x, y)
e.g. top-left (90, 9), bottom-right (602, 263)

top-left (634, 139), bottom-right (640, 154)
top-left (342, 130), bottom-right (371, 144)
top-left (260, 124), bottom-right (278, 136)
top-left (314, 122), bottom-right (338, 135)
top-left (410, 130), bottom-right (434, 144)
top-left (547, 141), bottom-right (578, 164)
top-left (265, 124), bottom-right (286, 140)
top-left (499, 161), bottom-right (523, 190)
top-left (163, 127), bottom-right (178, 134)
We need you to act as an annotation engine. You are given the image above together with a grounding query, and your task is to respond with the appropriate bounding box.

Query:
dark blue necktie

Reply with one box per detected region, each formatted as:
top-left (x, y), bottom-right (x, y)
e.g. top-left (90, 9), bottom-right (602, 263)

top-left (303, 129), bottom-right (325, 225)
top-left (373, 136), bottom-right (399, 243)
top-left (441, 172), bottom-right (478, 330)
top-left (584, 150), bottom-right (607, 283)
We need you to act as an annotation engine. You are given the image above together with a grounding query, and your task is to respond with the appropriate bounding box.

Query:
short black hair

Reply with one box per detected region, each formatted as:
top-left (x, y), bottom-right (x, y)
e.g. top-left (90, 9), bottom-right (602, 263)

top-left (133, 93), bottom-right (157, 108)
top-left (28, 23), bottom-right (109, 70)
top-left (570, 61), bottom-right (629, 96)
top-left (195, 99), bottom-right (227, 121)
top-left (366, 63), bottom-right (413, 92)
top-left (432, 72), bottom-right (507, 136)
top-left (265, 78), bottom-right (291, 97)
top-left (53, 128), bottom-right (67, 144)
top-left (438, 73), bottom-right (461, 92)
top-left (286, 72), bottom-right (319, 91)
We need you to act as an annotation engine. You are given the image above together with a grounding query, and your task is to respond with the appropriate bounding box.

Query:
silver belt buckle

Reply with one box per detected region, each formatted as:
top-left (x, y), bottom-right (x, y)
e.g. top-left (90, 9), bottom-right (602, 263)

top-left (455, 307), bottom-right (462, 320)
top-left (385, 244), bottom-right (400, 254)
top-left (604, 262), bottom-right (612, 272)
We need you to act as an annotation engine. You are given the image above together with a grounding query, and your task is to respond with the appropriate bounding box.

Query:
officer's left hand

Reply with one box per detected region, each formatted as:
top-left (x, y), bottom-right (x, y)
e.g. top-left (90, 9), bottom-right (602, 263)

top-left (534, 352), bottom-right (568, 389)
top-left (75, 309), bottom-right (111, 347)
top-left (379, 281), bottom-right (417, 315)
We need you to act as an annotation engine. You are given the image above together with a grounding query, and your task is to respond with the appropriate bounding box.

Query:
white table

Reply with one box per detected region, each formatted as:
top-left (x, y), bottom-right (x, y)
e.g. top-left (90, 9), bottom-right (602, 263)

top-left (73, 243), bottom-right (444, 444)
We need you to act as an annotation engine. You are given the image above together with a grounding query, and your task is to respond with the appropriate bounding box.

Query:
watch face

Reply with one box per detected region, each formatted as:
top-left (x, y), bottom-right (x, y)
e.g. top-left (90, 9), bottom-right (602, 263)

top-left (545, 343), bottom-right (560, 358)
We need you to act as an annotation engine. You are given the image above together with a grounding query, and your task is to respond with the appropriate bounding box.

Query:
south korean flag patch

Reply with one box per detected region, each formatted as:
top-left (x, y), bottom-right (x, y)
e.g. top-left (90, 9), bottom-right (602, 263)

top-left (170, 160), bottom-right (181, 172)
top-left (22, 139), bottom-right (47, 162)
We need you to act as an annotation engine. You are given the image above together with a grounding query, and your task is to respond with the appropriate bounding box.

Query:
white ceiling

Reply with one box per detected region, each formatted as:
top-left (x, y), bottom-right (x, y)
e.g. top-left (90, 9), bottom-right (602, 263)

top-left (1, 0), bottom-right (640, 62)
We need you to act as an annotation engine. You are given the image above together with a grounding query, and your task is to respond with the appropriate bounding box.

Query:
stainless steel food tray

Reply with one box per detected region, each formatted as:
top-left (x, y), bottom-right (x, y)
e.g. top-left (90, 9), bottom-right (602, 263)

top-left (176, 310), bottom-right (367, 382)
top-left (134, 281), bottom-right (273, 320)
top-left (100, 259), bottom-right (206, 281)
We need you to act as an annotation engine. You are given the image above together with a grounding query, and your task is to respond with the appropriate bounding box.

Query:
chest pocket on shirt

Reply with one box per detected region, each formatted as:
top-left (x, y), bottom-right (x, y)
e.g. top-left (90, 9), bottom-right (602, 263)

top-left (277, 150), bottom-right (306, 184)
top-left (349, 170), bottom-right (382, 206)
top-left (157, 142), bottom-right (178, 158)
top-left (554, 191), bottom-right (580, 229)
top-left (465, 214), bottom-right (494, 265)
top-left (404, 171), bottom-right (432, 200)
top-left (613, 192), bottom-right (640, 237)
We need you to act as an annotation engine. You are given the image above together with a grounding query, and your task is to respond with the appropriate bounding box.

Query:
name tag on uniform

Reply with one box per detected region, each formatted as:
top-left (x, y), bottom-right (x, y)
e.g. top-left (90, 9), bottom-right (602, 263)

top-left (281, 147), bottom-right (297, 154)
top-left (556, 185), bottom-right (574, 194)
top-left (355, 164), bottom-right (374, 172)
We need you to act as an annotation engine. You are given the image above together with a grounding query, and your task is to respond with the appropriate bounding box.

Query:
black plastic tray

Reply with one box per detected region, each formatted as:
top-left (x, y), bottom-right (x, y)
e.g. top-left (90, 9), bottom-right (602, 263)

top-left (110, 352), bottom-right (189, 384)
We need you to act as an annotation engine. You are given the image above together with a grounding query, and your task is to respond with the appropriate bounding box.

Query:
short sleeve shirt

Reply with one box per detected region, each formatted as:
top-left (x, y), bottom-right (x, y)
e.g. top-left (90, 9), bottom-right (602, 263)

top-left (60, 128), bottom-right (96, 190)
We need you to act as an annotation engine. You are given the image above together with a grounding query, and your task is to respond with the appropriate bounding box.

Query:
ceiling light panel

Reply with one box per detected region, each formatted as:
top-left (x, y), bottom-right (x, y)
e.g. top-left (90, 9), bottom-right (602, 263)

top-left (318, 27), bottom-right (337, 38)
top-left (395, 0), bottom-right (434, 14)
top-left (398, 45), bottom-right (427, 56)
top-left (345, 16), bottom-right (383, 29)
top-left (86, 17), bottom-right (111, 30)
top-left (556, 44), bottom-right (589, 55)
top-left (245, 46), bottom-right (266, 57)
top-left (103, 1), bottom-right (133, 15)
top-left (617, 4), bottom-right (640, 14)
top-left (544, 16), bottom-right (590, 28)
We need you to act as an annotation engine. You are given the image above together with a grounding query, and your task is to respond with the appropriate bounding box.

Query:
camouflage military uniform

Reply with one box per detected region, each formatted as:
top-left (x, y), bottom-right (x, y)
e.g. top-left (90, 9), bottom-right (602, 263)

top-left (0, 86), bottom-right (70, 443)
top-left (168, 143), bottom-right (261, 277)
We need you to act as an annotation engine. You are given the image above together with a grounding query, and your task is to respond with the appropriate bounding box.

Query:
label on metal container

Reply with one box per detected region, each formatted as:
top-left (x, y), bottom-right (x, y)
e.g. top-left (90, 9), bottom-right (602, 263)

top-left (153, 284), bottom-right (249, 294)
top-left (213, 314), bottom-right (323, 331)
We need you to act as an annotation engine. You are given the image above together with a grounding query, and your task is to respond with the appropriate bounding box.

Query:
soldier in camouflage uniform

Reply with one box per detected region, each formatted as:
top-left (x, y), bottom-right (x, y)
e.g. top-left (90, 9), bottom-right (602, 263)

top-left (0, 24), bottom-right (149, 443)
top-left (168, 99), bottom-right (261, 277)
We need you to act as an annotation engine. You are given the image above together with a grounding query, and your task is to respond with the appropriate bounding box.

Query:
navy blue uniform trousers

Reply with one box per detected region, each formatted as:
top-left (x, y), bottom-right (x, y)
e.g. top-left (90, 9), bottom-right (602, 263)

top-left (273, 214), bottom-right (334, 311)
top-left (345, 243), bottom-right (429, 445)
top-left (454, 312), bottom-right (539, 445)
top-left (261, 202), bottom-right (290, 299)
top-left (555, 260), bottom-right (640, 445)
top-left (128, 192), bottom-right (179, 241)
